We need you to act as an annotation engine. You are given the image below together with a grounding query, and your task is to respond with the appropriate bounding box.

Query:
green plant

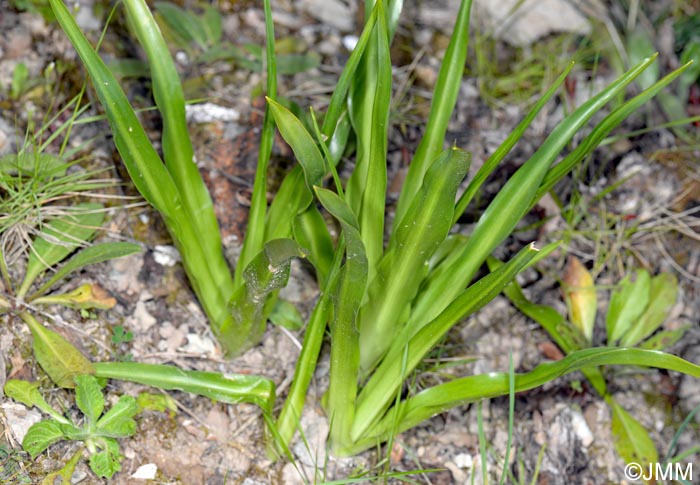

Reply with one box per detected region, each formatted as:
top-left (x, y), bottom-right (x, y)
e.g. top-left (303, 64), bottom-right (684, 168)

top-left (5, 376), bottom-right (138, 479)
top-left (265, 0), bottom-right (700, 457)
top-left (494, 256), bottom-right (691, 473)
top-left (47, 0), bottom-right (700, 468)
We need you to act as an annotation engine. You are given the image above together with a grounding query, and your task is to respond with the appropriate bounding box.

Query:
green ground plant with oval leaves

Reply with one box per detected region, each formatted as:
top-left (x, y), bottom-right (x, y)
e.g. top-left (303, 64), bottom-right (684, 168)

top-left (34, 0), bottom-right (700, 477)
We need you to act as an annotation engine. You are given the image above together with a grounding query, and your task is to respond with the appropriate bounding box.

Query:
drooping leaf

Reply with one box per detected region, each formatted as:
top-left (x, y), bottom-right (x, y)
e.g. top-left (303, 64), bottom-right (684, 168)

top-left (606, 270), bottom-right (651, 344)
top-left (610, 400), bottom-right (658, 470)
top-left (562, 256), bottom-right (597, 344)
top-left (22, 312), bottom-right (95, 388)
top-left (620, 273), bottom-right (678, 347)
top-left (31, 242), bottom-right (141, 299)
top-left (74, 375), bottom-right (105, 425)
top-left (315, 187), bottom-right (368, 452)
top-left (96, 395), bottom-right (138, 438)
top-left (94, 362), bottom-right (276, 413)
top-left (22, 420), bottom-right (65, 458)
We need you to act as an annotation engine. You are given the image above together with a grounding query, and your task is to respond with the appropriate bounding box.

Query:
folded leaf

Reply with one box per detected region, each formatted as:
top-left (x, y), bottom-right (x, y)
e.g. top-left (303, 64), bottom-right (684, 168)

top-left (88, 437), bottom-right (122, 478)
top-left (563, 256), bottom-right (596, 344)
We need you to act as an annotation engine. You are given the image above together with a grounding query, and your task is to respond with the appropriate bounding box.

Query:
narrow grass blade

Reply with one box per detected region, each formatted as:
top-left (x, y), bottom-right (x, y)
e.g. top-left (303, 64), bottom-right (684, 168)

top-left (30, 242), bottom-right (141, 300)
top-left (93, 362), bottom-right (275, 413)
top-left (315, 187), bottom-right (368, 454)
top-left (395, 0), bottom-right (473, 224)
top-left (352, 348), bottom-right (700, 454)
top-left (409, 56), bottom-right (660, 332)
top-left (235, 0), bottom-right (278, 287)
top-left (352, 243), bottom-right (538, 442)
top-left (18, 203), bottom-right (104, 299)
top-left (453, 62), bottom-right (573, 225)
top-left (346, 0), bottom-right (391, 275)
top-left (358, 147), bottom-right (470, 372)
top-left (535, 61), bottom-right (693, 200)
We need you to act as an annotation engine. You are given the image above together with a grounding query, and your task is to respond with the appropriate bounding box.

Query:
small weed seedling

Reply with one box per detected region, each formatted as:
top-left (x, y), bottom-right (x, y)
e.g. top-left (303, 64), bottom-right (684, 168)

top-left (495, 256), bottom-right (691, 472)
top-left (5, 375), bottom-right (138, 479)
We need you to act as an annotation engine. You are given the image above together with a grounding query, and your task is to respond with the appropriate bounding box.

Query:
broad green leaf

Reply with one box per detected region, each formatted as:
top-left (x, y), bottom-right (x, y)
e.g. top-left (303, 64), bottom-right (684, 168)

top-left (359, 147), bottom-right (470, 372)
top-left (96, 396), bottom-right (138, 438)
top-left (620, 273), bottom-right (678, 347)
top-left (610, 400), bottom-right (658, 470)
top-left (606, 270), bottom-right (651, 344)
top-left (19, 203), bottom-right (104, 298)
top-left (31, 242), bottom-right (141, 299)
top-left (269, 299), bottom-right (304, 331)
top-left (23, 420), bottom-right (65, 458)
top-left (349, 347), bottom-right (700, 455)
top-left (353, 244), bottom-right (539, 442)
top-left (93, 362), bottom-right (276, 413)
top-left (22, 312), bottom-right (95, 388)
top-left (267, 98), bottom-right (326, 192)
top-left (638, 325), bottom-right (691, 351)
top-left (562, 256), bottom-right (596, 344)
top-left (315, 187), bottom-right (368, 452)
top-left (88, 438), bottom-right (122, 478)
top-left (74, 375), bottom-right (104, 425)
top-left (33, 283), bottom-right (116, 310)
top-left (395, 0), bottom-right (473, 223)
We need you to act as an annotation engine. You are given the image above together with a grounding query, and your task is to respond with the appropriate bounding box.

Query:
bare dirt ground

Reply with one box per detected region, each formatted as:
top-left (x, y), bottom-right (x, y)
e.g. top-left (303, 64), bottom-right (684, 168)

top-left (1, 0), bottom-right (699, 483)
